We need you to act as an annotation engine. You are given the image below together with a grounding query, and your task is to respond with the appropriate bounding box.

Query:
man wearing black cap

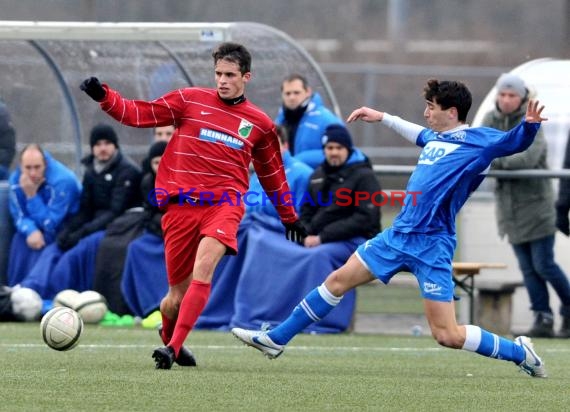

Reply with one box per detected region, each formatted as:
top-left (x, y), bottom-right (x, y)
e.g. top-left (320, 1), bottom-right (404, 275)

top-left (56, 123), bottom-right (141, 251)
top-left (220, 125), bottom-right (381, 334)
top-left (300, 124), bottom-right (381, 247)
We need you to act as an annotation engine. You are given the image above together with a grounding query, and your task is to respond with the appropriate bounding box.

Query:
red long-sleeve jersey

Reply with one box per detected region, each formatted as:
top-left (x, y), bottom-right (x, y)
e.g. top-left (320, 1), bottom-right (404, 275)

top-left (99, 85), bottom-right (297, 224)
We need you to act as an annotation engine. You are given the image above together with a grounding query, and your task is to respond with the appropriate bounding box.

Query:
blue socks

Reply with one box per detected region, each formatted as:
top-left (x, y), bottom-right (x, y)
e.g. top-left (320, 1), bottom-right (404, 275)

top-left (266, 287), bottom-right (527, 366)
top-left (268, 284), bottom-right (342, 345)
top-left (462, 325), bottom-right (525, 364)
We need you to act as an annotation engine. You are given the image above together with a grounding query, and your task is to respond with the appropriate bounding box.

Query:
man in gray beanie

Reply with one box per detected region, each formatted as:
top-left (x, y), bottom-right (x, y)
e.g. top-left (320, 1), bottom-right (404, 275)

top-left (481, 73), bottom-right (570, 338)
top-left (495, 73), bottom-right (527, 101)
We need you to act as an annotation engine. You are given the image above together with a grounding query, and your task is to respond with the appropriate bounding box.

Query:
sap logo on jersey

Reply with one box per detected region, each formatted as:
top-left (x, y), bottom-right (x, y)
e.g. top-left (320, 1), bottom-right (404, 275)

top-left (199, 128), bottom-right (244, 149)
top-left (418, 141), bottom-right (460, 165)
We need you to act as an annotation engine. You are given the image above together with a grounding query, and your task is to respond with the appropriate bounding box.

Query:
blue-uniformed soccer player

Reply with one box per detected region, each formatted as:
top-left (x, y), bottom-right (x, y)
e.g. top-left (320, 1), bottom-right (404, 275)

top-left (232, 79), bottom-right (548, 378)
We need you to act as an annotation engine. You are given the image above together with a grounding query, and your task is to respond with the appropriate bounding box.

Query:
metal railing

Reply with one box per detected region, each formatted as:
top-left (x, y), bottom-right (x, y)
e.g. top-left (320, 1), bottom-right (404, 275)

top-left (372, 165), bottom-right (570, 179)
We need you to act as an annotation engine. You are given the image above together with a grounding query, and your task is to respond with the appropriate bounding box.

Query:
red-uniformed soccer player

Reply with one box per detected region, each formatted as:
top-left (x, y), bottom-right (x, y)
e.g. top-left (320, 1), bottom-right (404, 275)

top-left (80, 42), bottom-right (307, 369)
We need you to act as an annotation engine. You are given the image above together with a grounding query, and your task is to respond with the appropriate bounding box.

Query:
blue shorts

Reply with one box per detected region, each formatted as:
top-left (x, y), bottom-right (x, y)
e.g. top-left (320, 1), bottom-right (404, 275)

top-left (356, 228), bottom-right (456, 302)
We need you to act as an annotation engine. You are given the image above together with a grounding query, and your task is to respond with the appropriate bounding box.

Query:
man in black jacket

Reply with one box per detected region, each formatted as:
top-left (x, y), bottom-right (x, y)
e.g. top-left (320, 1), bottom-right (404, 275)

top-left (57, 123), bottom-right (141, 251)
top-left (0, 99), bottom-right (16, 180)
top-left (301, 124), bottom-right (381, 247)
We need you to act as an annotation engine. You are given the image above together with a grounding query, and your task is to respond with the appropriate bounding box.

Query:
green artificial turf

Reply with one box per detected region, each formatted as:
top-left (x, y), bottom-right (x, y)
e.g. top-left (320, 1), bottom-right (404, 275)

top-left (1, 323), bottom-right (568, 411)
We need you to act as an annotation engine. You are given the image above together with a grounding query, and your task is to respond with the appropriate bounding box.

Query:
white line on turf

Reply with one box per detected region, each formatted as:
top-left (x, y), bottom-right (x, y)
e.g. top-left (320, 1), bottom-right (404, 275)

top-left (2, 343), bottom-right (570, 353)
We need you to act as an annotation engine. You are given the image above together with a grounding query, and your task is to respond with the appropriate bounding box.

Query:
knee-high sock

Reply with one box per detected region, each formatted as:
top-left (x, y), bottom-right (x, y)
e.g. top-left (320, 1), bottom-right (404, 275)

top-left (269, 283), bottom-right (342, 345)
top-left (462, 325), bottom-right (525, 364)
top-left (160, 313), bottom-right (176, 344)
top-left (168, 280), bottom-right (211, 356)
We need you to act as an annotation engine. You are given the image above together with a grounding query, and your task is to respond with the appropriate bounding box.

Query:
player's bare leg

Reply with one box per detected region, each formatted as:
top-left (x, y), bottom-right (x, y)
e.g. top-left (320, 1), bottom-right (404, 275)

top-left (424, 299), bottom-right (546, 377)
top-left (423, 299), bottom-right (465, 348)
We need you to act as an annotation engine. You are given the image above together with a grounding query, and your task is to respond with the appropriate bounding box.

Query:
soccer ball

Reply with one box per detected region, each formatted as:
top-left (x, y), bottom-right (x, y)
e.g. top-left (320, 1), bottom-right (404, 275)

top-left (40, 306), bottom-right (83, 351)
top-left (53, 289), bottom-right (80, 309)
top-left (74, 290), bottom-right (108, 324)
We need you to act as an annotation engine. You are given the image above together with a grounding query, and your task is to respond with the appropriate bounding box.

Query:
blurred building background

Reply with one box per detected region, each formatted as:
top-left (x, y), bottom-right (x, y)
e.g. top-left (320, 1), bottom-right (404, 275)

top-left (2, 0), bottom-right (570, 331)
top-left (2, 0), bottom-right (569, 182)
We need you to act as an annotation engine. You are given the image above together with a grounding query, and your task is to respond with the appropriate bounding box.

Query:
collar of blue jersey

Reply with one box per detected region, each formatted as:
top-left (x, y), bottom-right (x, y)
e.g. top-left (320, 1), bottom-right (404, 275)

top-left (437, 124), bottom-right (470, 136)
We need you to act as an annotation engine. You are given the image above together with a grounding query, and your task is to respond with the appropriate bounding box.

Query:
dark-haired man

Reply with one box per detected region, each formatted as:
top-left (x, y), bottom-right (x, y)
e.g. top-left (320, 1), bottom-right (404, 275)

top-left (233, 79), bottom-right (549, 379)
top-left (80, 42), bottom-right (306, 369)
top-left (276, 73), bottom-right (343, 168)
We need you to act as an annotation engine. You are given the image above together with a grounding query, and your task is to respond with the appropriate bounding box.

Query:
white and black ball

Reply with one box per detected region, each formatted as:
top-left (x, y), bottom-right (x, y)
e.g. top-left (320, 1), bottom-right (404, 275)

top-left (74, 291), bottom-right (108, 324)
top-left (40, 306), bottom-right (83, 351)
top-left (53, 289), bottom-right (80, 309)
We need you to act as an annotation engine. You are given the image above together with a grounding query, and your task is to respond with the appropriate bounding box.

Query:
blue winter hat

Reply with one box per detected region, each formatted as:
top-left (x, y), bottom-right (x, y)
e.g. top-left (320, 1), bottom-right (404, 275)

top-left (321, 124), bottom-right (353, 149)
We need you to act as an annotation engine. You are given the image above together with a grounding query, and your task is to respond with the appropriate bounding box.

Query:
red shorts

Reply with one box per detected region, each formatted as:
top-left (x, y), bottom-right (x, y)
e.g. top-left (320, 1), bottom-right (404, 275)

top-left (162, 202), bottom-right (244, 286)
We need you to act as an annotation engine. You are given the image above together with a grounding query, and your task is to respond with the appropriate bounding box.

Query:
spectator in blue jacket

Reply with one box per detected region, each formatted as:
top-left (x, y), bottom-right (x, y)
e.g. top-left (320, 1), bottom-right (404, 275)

top-left (18, 124), bottom-right (141, 299)
top-left (246, 125), bottom-right (313, 217)
top-left (7, 144), bottom-right (81, 285)
top-left (275, 74), bottom-right (343, 168)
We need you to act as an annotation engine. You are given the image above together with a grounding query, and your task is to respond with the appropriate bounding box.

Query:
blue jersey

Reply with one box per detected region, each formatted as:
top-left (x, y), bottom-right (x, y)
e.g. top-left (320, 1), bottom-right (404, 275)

top-left (392, 121), bottom-right (540, 235)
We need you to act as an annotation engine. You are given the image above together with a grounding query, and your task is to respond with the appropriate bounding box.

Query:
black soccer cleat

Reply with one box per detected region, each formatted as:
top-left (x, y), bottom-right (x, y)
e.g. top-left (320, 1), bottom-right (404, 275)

top-left (176, 346), bottom-right (197, 367)
top-left (158, 326), bottom-right (197, 367)
top-left (152, 346), bottom-right (175, 370)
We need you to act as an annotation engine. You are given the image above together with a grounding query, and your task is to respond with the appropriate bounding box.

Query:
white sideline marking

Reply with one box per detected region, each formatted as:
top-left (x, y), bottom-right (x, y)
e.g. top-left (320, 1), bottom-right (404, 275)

top-left (1, 343), bottom-right (440, 351)
top-left (2, 343), bottom-right (570, 353)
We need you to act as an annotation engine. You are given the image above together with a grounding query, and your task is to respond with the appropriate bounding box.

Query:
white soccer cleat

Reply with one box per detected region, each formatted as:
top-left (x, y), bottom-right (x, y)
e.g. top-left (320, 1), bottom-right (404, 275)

top-left (515, 336), bottom-right (547, 378)
top-left (231, 327), bottom-right (284, 359)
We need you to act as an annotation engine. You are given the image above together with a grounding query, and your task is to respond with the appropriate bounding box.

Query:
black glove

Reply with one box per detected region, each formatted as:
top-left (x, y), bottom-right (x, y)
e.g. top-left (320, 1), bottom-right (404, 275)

top-left (284, 220), bottom-right (307, 245)
top-left (57, 229), bottom-right (85, 251)
top-left (80, 77), bottom-right (106, 101)
top-left (556, 210), bottom-right (570, 236)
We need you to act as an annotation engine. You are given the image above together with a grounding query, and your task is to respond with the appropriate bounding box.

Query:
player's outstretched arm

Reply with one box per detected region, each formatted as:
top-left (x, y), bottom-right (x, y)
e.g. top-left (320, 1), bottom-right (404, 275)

top-left (526, 99), bottom-right (548, 123)
top-left (346, 106), bottom-right (384, 123)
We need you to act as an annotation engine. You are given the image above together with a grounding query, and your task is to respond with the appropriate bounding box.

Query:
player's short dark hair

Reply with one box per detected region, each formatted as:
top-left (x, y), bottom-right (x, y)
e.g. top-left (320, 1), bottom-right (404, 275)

top-left (212, 42), bottom-right (251, 74)
top-left (281, 73), bottom-right (309, 91)
top-left (423, 79), bottom-right (472, 122)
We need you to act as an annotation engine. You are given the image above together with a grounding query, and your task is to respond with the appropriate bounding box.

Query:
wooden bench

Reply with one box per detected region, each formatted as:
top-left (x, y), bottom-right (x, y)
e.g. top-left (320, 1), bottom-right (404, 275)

top-left (475, 279), bottom-right (524, 335)
top-left (452, 262), bottom-right (508, 324)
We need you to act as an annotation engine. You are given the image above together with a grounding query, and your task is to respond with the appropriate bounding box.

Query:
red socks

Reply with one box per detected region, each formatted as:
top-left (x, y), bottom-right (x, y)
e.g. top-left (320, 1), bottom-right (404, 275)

top-left (160, 314), bottom-right (175, 344)
top-left (168, 280), bottom-right (211, 356)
